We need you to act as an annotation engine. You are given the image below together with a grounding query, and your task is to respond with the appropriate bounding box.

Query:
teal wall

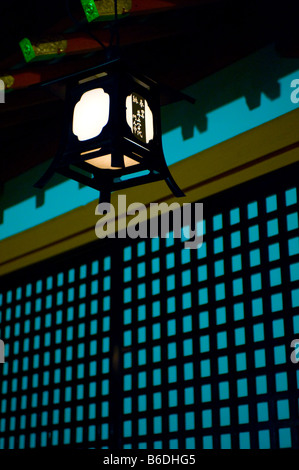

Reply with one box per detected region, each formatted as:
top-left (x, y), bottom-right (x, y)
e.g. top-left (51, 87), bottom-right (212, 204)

top-left (1, 45), bottom-right (299, 241)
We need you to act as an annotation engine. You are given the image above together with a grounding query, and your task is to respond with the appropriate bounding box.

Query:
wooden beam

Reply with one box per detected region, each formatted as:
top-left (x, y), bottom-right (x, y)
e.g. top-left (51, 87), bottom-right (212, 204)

top-left (1, 0), bottom-right (222, 89)
top-left (1, 18), bottom-right (185, 90)
top-left (130, 0), bottom-right (212, 15)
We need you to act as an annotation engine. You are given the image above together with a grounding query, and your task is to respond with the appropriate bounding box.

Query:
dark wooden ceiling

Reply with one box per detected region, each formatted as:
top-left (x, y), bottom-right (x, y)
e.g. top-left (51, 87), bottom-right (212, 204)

top-left (0, 0), bottom-right (297, 184)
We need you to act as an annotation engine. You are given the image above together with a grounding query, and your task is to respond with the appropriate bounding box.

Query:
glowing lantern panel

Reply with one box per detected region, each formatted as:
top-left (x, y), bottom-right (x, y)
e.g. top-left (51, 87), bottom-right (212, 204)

top-left (85, 154), bottom-right (140, 169)
top-left (126, 93), bottom-right (154, 144)
top-left (72, 88), bottom-right (110, 141)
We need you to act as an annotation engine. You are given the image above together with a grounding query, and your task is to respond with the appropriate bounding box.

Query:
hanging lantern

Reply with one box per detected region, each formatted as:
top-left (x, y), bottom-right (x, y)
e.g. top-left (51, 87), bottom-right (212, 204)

top-left (35, 59), bottom-right (185, 202)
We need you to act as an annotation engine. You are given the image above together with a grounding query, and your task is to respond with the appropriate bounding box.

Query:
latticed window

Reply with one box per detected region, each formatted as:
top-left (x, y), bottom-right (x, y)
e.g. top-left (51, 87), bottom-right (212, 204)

top-left (0, 163), bottom-right (298, 449)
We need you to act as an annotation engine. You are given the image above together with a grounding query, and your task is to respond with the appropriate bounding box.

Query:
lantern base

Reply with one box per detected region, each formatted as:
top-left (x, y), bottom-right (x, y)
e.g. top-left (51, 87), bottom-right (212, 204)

top-left (34, 153), bottom-right (185, 204)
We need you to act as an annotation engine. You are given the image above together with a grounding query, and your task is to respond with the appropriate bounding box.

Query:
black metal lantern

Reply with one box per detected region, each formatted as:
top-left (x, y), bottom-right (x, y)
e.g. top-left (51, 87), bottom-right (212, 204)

top-left (35, 59), bottom-right (185, 202)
